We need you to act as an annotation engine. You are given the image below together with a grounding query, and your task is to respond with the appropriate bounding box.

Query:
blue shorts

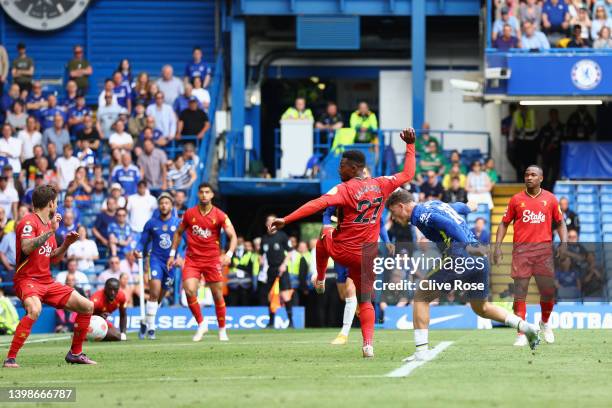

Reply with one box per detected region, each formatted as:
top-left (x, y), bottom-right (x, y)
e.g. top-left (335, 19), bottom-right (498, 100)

top-left (149, 258), bottom-right (175, 290)
top-left (427, 256), bottom-right (490, 299)
top-left (336, 264), bottom-right (348, 284)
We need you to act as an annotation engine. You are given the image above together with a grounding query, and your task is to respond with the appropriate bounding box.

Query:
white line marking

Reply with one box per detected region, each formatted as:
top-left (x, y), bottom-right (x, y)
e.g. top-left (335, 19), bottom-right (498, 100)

top-left (386, 341), bottom-right (454, 378)
top-left (0, 335), bottom-right (71, 347)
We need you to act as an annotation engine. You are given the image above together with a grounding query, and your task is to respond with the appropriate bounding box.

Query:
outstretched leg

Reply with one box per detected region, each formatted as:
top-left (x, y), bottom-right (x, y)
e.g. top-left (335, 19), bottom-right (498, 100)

top-left (4, 296), bottom-right (41, 367)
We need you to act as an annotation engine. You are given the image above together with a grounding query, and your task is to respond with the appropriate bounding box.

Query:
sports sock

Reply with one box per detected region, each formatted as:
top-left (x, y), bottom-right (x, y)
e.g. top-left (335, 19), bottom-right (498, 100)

top-left (187, 295), bottom-right (203, 325)
top-left (71, 313), bottom-right (91, 355)
top-left (146, 301), bottom-right (158, 331)
top-left (214, 301), bottom-right (226, 329)
top-left (414, 329), bottom-right (429, 352)
top-left (268, 311), bottom-right (275, 327)
top-left (315, 237), bottom-right (331, 281)
top-left (540, 300), bottom-right (554, 324)
top-left (7, 315), bottom-right (35, 359)
top-left (340, 296), bottom-right (357, 336)
top-left (285, 302), bottom-right (293, 327)
top-left (513, 300), bottom-right (526, 333)
top-left (358, 302), bottom-right (374, 347)
top-left (504, 313), bottom-right (533, 334)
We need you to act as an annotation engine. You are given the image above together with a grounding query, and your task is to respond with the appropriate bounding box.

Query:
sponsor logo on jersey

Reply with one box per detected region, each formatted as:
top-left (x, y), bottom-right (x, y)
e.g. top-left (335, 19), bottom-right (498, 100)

top-left (522, 210), bottom-right (546, 224)
top-left (192, 225), bottom-right (211, 238)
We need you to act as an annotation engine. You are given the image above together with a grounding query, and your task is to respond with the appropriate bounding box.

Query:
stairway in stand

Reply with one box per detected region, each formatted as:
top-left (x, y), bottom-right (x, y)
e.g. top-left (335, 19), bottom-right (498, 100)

top-left (490, 184), bottom-right (541, 303)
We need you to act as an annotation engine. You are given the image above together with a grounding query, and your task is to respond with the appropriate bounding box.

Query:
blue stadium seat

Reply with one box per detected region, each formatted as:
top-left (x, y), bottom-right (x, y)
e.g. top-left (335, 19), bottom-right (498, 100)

top-left (553, 184), bottom-right (573, 195)
top-left (580, 232), bottom-right (597, 242)
top-left (602, 214), bottom-right (612, 223)
top-left (580, 223), bottom-right (600, 233)
top-left (600, 185), bottom-right (612, 194)
top-left (577, 194), bottom-right (597, 204)
top-left (601, 194), bottom-right (612, 204)
top-left (577, 204), bottom-right (598, 213)
top-left (603, 224), bottom-right (612, 233)
top-left (577, 185), bottom-right (597, 194)
top-left (602, 204), bottom-right (612, 213)
top-left (579, 213), bottom-right (598, 223)
top-left (603, 233), bottom-right (612, 243)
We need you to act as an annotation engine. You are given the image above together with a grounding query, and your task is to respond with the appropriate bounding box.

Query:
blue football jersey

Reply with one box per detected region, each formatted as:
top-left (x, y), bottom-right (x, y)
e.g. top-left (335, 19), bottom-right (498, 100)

top-left (136, 213), bottom-right (181, 261)
top-left (410, 201), bottom-right (476, 246)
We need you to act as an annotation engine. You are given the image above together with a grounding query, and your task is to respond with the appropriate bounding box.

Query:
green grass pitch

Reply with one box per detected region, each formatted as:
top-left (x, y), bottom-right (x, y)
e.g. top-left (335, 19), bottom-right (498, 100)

top-left (0, 329), bottom-right (611, 407)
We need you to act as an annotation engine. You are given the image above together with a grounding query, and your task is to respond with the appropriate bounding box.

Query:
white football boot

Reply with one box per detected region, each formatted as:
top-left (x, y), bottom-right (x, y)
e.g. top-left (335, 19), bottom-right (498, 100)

top-left (192, 322), bottom-right (209, 342)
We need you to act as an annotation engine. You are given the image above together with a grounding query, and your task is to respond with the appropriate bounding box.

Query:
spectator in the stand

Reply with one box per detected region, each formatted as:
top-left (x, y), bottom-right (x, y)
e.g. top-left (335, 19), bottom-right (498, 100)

top-left (20, 144), bottom-right (46, 188)
top-left (539, 108), bottom-right (564, 188)
top-left (108, 208), bottom-right (135, 259)
top-left (566, 228), bottom-right (587, 271)
top-left (519, 0), bottom-right (542, 31)
top-left (185, 46), bottom-right (212, 87)
top-left (55, 144), bottom-right (81, 190)
top-left (142, 116), bottom-right (166, 147)
top-left (492, 6), bottom-right (521, 41)
top-left (591, 5), bottom-right (612, 40)
top-left (566, 105), bottom-right (595, 140)
top-left (25, 81), bottom-right (46, 122)
top-left (54, 272), bottom-right (82, 332)
top-left (93, 196), bottom-right (118, 249)
top-left (55, 258), bottom-right (91, 294)
top-left (0, 175), bottom-right (17, 220)
top-left (466, 161), bottom-right (494, 209)
top-left (442, 163), bottom-right (467, 189)
top-left (350, 101), bottom-right (378, 144)
top-left (581, 252), bottom-right (605, 298)
top-left (90, 178), bottom-right (107, 213)
top-left (113, 71), bottom-right (131, 113)
top-left (484, 158), bottom-right (499, 186)
top-left (47, 142), bottom-right (58, 170)
top-left (62, 80), bottom-right (79, 110)
top-left (0, 42), bottom-right (6, 97)
top-left (126, 180), bottom-right (157, 233)
top-left (419, 170), bottom-right (444, 201)
top-left (58, 194), bottom-right (81, 224)
top-left (570, 7), bottom-right (592, 40)
top-left (67, 45), bottom-right (93, 91)
top-left (555, 256), bottom-right (581, 299)
top-left (3, 164), bottom-right (23, 198)
top-left (0, 123), bottom-right (23, 173)
top-left (119, 251), bottom-right (139, 283)
top-left (67, 167), bottom-right (92, 208)
top-left (0, 227), bottom-right (16, 273)
top-left (55, 208), bottom-right (77, 245)
top-left (117, 59), bottom-right (132, 91)
top-left (542, 0), bottom-right (570, 45)
top-left (67, 94), bottom-right (91, 137)
top-left (138, 139), bottom-right (167, 190)
top-left (104, 183), bottom-right (127, 209)
top-left (511, 104), bottom-right (538, 179)
top-left (446, 150), bottom-right (467, 174)
top-left (131, 72), bottom-right (150, 106)
top-left (109, 119), bottom-right (134, 151)
top-left (315, 101), bottom-right (344, 142)
top-left (2, 84), bottom-right (23, 120)
top-left (173, 83), bottom-right (202, 114)
top-left (37, 157), bottom-right (56, 186)
top-left (98, 256), bottom-right (123, 285)
top-left (98, 79), bottom-right (119, 107)
top-left (559, 197), bottom-right (580, 232)
top-left (177, 96), bottom-right (210, 140)
top-left (442, 176), bottom-right (468, 203)
top-left (6, 101), bottom-right (27, 132)
top-left (174, 190), bottom-right (187, 216)
top-left (17, 116), bottom-right (41, 161)
top-left (593, 25), bottom-right (612, 47)
top-left (191, 76), bottom-right (210, 110)
top-left (471, 217), bottom-right (490, 244)
top-left (156, 65), bottom-right (183, 105)
top-left (67, 225), bottom-right (99, 272)
top-left (494, 23), bottom-right (521, 50)
top-left (521, 21), bottom-right (551, 49)
top-left (146, 91), bottom-right (177, 142)
top-left (97, 92), bottom-right (128, 139)
top-left (415, 123), bottom-right (439, 154)
top-left (281, 97), bottom-right (314, 120)
top-left (567, 24), bottom-right (591, 47)
top-left (11, 43), bottom-right (34, 93)
top-left (40, 94), bottom-right (65, 131)
top-left (167, 155), bottom-right (197, 191)
top-left (128, 102), bottom-right (147, 141)
top-left (112, 152), bottom-right (140, 196)
top-left (418, 140), bottom-right (447, 177)
top-left (42, 113), bottom-right (70, 155)
top-left (75, 115), bottom-right (100, 154)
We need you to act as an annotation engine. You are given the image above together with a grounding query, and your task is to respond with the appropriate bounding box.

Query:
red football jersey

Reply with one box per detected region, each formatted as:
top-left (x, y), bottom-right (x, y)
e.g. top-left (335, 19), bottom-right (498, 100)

top-left (15, 213), bottom-right (57, 282)
top-left (181, 205), bottom-right (227, 262)
top-left (91, 289), bottom-right (127, 315)
top-left (501, 189), bottom-right (563, 243)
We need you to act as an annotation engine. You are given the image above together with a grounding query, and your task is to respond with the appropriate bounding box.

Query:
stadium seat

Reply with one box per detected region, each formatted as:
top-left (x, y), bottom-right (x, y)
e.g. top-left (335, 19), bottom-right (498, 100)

top-left (580, 223), bottom-right (600, 234)
top-left (601, 194), bottom-right (612, 204)
top-left (577, 194), bottom-right (597, 204)
top-left (603, 224), bottom-right (612, 233)
top-left (553, 184), bottom-right (573, 195)
top-left (576, 185), bottom-right (597, 194)
top-left (603, 233), bottom-right (612, 243)
top-left (577, 204), bottom-right (598, 213)
top-left (579, 233), bottom-right (597, 242)
top-left (579, 213), bottom-right (598, 223)
top-left (600, 185), bottom-right (612, 194)
top-left (602, 214), bottom-right (612, 223)
top-left (602, 204), bottom-right (612, 213)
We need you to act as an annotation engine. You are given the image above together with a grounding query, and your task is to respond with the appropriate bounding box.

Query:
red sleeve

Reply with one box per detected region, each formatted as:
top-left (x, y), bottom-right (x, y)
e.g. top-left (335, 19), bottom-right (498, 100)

top-left (284, 185), bottom-right (347, 225)
top-left (376, 143), bottom-right (416, 197)
top-left (501, 195), bottom-right (516, 224)
top-left (550, 194), bottom-right (563, 223)
top-left (180, 208), bottom-right (191, 230)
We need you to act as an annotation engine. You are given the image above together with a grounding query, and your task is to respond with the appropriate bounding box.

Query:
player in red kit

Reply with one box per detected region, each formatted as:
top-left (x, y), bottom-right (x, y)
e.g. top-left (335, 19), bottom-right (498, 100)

top-left (3, 185), bottom-right (96, 368)
top-left (168, 182), bottom-right (237, 342)
top-left (269, 129), bottom-right (416, 358)
top-left (91, 278), bottom-right (128, 341)
top-left (494, 165), bottom-right (567, 346)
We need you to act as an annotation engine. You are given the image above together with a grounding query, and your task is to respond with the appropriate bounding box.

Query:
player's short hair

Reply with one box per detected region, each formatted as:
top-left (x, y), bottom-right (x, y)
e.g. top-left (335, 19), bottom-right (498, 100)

top-left (198, 182), bottom-right (214, 192)
top-left (32, 185), bottom-right (58, 209)
top-left (525, 165), bottom-right (543, 176)
top-left (105, 278), bottom-right (120, 290)
top-left (385, 189), bottom-right (414, 209)
top-left (341, 150), bottom-right (366, 167)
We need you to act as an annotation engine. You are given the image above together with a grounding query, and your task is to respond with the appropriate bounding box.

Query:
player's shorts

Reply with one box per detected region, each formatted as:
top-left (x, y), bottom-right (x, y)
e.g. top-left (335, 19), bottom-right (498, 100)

top-left (267, 267), bottom-right (292, 291)
top-left (14, 279), bottom-right (74, 309)
top-left (149, 258), bottom-right (175, 290)
top-left (335, 264), bottom-right (348, 284)
top-left (423, 256), bottom-right (490, 300)
top-left (182, 258), bottom-right (223, 283)
top-left (511, 251), bottom-right (554, 279)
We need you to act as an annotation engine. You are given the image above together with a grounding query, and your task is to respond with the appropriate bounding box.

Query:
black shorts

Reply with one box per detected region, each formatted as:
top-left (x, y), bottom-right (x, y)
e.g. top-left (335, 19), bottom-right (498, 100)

top-left (268, 267), bottom-right (292, 291)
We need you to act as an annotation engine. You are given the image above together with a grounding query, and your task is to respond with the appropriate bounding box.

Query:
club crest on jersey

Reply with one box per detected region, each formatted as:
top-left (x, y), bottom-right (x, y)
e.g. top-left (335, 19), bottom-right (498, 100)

top-left (419, 212), bottom-right (432, 225)
top-left (192, 225), bottom-right (212, 238)
top-left (542, 200), bottom-right (547, 206)
top-left (162, 225), bottom-right (168, 231)
top-left (522, 210), bottom-right (546, 224)
top-left (520, 202), bottom-right (526, 208)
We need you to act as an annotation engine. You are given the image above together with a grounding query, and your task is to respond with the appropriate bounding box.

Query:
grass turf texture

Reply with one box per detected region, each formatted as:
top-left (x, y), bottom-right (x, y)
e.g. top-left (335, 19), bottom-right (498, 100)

top-left (0, 329), bottom-right (611, 408)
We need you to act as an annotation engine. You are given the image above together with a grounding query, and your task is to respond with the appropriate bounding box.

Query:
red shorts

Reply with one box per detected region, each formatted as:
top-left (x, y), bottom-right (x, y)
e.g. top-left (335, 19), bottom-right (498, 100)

top-left (14, 279), bottom-right (74, 309)
top-left (511, 251), bottom-right (554, 279)
top-left (182, 258), bottom-right (223, 283)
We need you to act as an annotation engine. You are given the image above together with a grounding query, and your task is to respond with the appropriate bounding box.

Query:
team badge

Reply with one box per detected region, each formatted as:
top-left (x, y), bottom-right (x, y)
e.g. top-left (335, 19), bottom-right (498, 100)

top-left (171, 226), bottom-right (176, 232)
top-left (542, 200), bottom-right (547, 206)
top-left (520, 202), bottom-right (525, 208)
top-left (212, 218), bottom-right (216, 225)
top-left (571, 59), bottom-right (602, 90)
top-left (162, 225), bottom-right (168, 231)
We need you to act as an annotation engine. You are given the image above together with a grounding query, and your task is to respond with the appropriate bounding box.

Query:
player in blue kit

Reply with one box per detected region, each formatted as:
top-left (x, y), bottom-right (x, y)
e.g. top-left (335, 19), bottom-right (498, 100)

top-left (323, 205), bottom-right (393, 345)
top-left (134, 192), bottom-right (181, 339)
top-left (385, 190), bottom-right (541, 361)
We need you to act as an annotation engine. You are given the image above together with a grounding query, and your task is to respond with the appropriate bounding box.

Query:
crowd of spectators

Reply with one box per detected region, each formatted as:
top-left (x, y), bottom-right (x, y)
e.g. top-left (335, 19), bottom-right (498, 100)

top-left (0, 41), bottom-right (215, 309)
top-left (492, 0), bottom-right (612, 50)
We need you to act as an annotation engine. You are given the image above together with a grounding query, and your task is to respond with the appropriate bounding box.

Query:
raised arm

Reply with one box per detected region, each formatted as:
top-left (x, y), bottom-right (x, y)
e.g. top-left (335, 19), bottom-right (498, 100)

top-left (270, 187), bottom-right (346, 232)
top-left (378, 129), bottom-right (416, 195)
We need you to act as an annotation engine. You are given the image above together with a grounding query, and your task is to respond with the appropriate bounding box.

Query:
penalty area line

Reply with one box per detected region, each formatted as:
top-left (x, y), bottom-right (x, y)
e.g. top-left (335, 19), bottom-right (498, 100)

top-left (386, 341), bottom-right (454, 378)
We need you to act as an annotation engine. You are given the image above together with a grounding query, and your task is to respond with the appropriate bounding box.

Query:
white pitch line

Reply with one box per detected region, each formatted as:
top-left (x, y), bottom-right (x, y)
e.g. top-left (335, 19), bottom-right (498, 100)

top-left (386, 341), bottom-right (454, 378)
top-left (0, 335), bottom-right (71, 347)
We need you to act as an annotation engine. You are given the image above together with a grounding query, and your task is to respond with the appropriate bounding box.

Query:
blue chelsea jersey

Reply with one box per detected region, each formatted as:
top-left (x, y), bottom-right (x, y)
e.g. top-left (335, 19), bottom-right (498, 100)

top-left (410, 201), bottom-right (477, 245)
top-left (137, 213), bottom-right (181, 261)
